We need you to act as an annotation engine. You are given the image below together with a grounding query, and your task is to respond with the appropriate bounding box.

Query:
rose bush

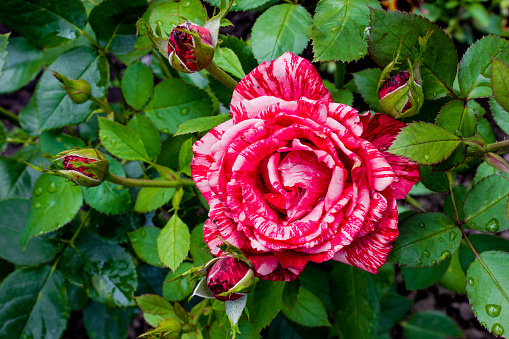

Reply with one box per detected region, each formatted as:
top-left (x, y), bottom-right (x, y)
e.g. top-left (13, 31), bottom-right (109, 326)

top-left (192, 52), bottom-right (420, 281)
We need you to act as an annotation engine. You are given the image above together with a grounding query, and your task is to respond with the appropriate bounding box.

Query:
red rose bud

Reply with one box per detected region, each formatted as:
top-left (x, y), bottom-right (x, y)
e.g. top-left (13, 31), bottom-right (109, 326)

top-left (378, 70), bottom-right (424, 119)
top-left (56, 149), bottom-right (109, 187)
top-left (168, 21), bottom-right (214, 73)
top-left (206, 256), bottom-right (255, 302)
top-left (51, 71), bottom-right (92, 104)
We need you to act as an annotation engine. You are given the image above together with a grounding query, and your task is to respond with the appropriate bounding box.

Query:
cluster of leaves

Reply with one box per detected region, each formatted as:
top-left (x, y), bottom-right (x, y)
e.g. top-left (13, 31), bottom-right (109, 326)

top-left (0, 0), bottom-right (508, 338)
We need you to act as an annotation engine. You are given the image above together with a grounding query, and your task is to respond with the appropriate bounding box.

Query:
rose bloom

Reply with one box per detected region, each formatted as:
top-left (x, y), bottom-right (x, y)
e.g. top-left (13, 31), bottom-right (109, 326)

top-left (191, 52), bottom-right (420, 281)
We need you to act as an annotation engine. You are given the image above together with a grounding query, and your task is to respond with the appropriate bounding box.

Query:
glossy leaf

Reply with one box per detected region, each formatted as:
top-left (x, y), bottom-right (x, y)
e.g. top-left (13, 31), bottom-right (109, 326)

top-left (282, 287), bottom-right (330, 327)
top-left (157, 214), bottom-right (190, 271)
top-left (0, 265), bottom-right (70, 338)
top-left (388, 122), bottom-right (462, 165)
top-left (418, 166), bottom-right (449, 193)
top-left (20, 175), bottom-right (83, 248)
top-left (435, 100), bottom-right (476, 138)
top-left (368, 9), bottom-right (458, 100)
top-left (127, 114), bottom-right (161, 161)
top-left (122, 63), bottom-right (154, 110)
top-left (0, 199), bottom-right (61, 266)
top-left (251, 4), bottom-right (312, 63)
top-left (388, 213), bottom-right (461, 268)
top-left (247, 280), bottom-right (285, 332)
top-left (402, 311), bottom-right (463, 339)
top-left (401, 258), bottom-right (450, 290)
top-left (0, 37), bottom-right (43, 94)
top-left (463, 174), bottom-right (509, 232)
top-left (148, 0), bottom-right (206, 38)
top-left (459, 36), bottom-right (509, 99)
top-left (0, 0), bottom-right (87, 48)
top-left (353, 68), bottom-right (382, 111)
top-left (213, 47), bottom-right (246, 79)
top-left (36, 47), bottom-right (109, 131)
top-left (128, 227), bottom-right (164, 267)
top-left (99, 117), bottom-right (151, 161)
top-left (313, 0), bottom-right (381, 62)
top-left (83, 302), bottom-right (132, 339)
top-left (163, 262), bottom-right (196, 301)
top-left (331, 263), bottom-right (379, 339)
top-left (175, 114), bottom-right (231, 136)
top-left (145, 78), bottom-right (213, 134)
top-left (467, 251), bottom-right (509, 337)
top-left (489, 97), bottom-right (509, 135)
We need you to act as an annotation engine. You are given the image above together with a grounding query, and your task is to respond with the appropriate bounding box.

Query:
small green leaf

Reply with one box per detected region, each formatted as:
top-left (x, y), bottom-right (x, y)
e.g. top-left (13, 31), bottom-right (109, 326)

top-left (122, 62), bottom-right (154, 110)
top-left (162, 262), bottom-right (196, 301)
top-left (418, 166), bottom-right (449, 193)
top-left (145, 78), bottom-right (213, 134)
top-left (127, 114), bottom-right (161, 161)
top-left (83, 301), bottom-right (132, 339)
top-left (135, 185), bottom-right (174, 213)
top-left (213, 47), bottom-right (246, 79)
top-left (179, 138), bottom-right (194, 176)
top-left (148, 0), bottom-right (206, 38)
top-left (492, 59), bottom-right (509, 113)
top-left (313, 0), bottom-right (381, 62)
top-left (402, 311), bottom-right (463, 339)
top-left (401, 258), bottom-right (450, 290)
top-left (0, 265), bottom-right (70, 338)
top-left (0, 33), bottom-right (9, 78)
top-left (388, 122), bottom-right (461, 165)
top-left (282, 287), bottom-right (330, 327)
top-left (157, 214), bottom-right (190, 271)
top-left (331, 263), bottom-right (379, 339)
top-left (463, 174), bottom-right (509, 232)
top-left (435, 100), bottom-right (477, 138)
top-left (353, 68), bottom-right (383, 112)
top-left (473, 161), bottom-right (501, 185)
top-left (388, 213), bottom-right (461, 268)
top-left (489, 97), bottom-right (509, 135)
top-left (252, 4), bottom-right (312, 63)
top-left (0, 37), bottom-right (43, 94)
top-left (220, 35), bottom-right (258, 75)
top-left (190, 224), bottom-right (212, 266)
top-left (128, 227), bottom-right (165, 267)
top-left (467, 251), bottom-right (509, 337)
top-left (20, 175), bottom-right (83, 248)
top-left (0, 0), bottom-right (87, 48)
top-left (247, 280), bottom-right (285, 332)
top-left (459, 36), bottom-right (509, 99)
top-left (175, 114), bottom-right (231, 136)
top-left (136, 294), bottom-right (175, 317)
top-left (98, 117), bottom-right (151, 161)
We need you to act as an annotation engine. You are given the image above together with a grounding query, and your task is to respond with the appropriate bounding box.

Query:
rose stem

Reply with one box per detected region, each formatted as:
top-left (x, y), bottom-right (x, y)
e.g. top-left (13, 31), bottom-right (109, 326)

top-left (106, 172), bottom-right (195, 188)
top-left (205, 61), bottom-right (238, 91)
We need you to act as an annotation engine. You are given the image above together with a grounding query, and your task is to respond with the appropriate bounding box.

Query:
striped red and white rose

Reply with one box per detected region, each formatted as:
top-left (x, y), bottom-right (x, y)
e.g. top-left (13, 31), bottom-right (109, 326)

top-left (191, 52), bottom-right (420, 281)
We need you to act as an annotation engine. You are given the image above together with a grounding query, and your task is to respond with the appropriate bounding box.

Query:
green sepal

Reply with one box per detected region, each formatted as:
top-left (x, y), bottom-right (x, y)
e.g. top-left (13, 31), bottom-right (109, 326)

top-left (217, 269), bottom-right (256, 298)
top-left (51, 71), bottom-right (92, 104)
top-left (136, 18), bottom-right (169, 58)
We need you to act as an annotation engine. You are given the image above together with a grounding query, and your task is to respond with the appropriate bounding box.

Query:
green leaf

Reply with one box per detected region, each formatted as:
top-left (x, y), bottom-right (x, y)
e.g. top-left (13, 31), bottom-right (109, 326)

top-left (282, 287), bottom-right (330, 327)
top-left (473, 161), bottom-right (501, 185)
top-left (402, 311), bottom-right (463, 339)
top-left (368, 9), bottom-right (458, 100)
top-left (0, 265), bottom-right (70, 338)
top-left (213, 47), bottom-right (246, 79)
top-left (251, 4), bottom-right (312, 63)
top-left (98, 117), bottom-right (151, 161)
top-left (467, 251), bottom-right (509, 337)
top-left (89, 0), bottom-right (148, 55)
top-left (459, 36), bottom-right (509, 99)
top-left (175, 114), bottom-right (231, 136)
top-left (330, 263), bottom-right (379, 339)
top-left (463, 174), bottom-right (509, 232)
top-left (418, 166), bottom-right (449, 193)
top-left (190, 224), bottom-right (213, 266)
top-left (84, 156), bottom-right (131, 215)
top-left (0, 33), bottom-right (9, 78)
top-left (0, 37), bottom-right (43, 94)
top-left (179, 138), bottom-right (194, 176)
top-left (148, 0), bottom-right (206, 38)
top-left (122, 62), bottom-right (154, 110)
top-left (492, 59), bottom-right (509, 113)
top-left (128, 227), bottom-right (165, 267)
top-left (438, 250), bottom-right (466, 293)
top-left (127, 114), bottom-right (161, 161)
top-left (247, 280), bottom-right (285, 332)
top-left (459, 234), bottom-right (509, 275)
top-left (20, 175), bottom-right (83, 248)
top-left (136, 294), bottom-right (175, 316)
top-left (19, 96), bottom-right (39, 136)
top-left (36, 47), bottom-right (109, 131)
top-left (388, 122), bottom-right (461, 165)
top-left (0, 0), bottom-right (87, 48)
top-left (59, 233), bottom-right (138, 307)
top-left (0, 146), bottom-right (44, 200)
top-left (388, 213), bottom-right (461, 268)
top-left (135, 185), bottom-right (174, 213)
top-left (157, 214), bottom-right (190, 271)
top-left (435, 100), bottom-right (477, 138)
top-left (401, 258), bottom-right (450, 290)
top-left (220, 35), bottom-right (258, 75)
top-left (282, 279), bottom-right (300, 311)
top-left (83, 301), bottom-right (132, 339)
top-left (313, 0), bottom-right (381, 62)
top-left (0, 199), bottom-right (61, 266)
top-left (39, 129), bottom-right (86, 155)
top-left (299, 264), bottom-right (332, 312)
top-left (443, 186), bottom-right (468, 221)
top-left (203, 0), bottom-right (271, 11)
top-left (162, 262), bottom-right (196, 301)
top-left (489, 97), bottom-right (509, 135)
top-left (145, 78), bottom-right (214, 134)
top-left (377, 292), bottom-right (412, 334)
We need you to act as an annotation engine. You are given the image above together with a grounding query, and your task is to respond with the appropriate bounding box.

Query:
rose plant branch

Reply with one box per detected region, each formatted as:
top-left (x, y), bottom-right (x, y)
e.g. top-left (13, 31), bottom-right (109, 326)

top-left (205, 60), bottom-right (238, 91)
top-left (106, 172), bottom-right (195, 188)
top-left (0, 105), bottom-right (20, 126)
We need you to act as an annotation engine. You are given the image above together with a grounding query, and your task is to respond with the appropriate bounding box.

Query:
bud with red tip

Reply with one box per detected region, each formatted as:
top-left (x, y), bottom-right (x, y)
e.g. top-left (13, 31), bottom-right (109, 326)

top-left (206, 256), bottom-right (254, 301)
top-left (168, 21), bottom-right (214, 73)
top-left (55, 149), bottom-right (109, 187)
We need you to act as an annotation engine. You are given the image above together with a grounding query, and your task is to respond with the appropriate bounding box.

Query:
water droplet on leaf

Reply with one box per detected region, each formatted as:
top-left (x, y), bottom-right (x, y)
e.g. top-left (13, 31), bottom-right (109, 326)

top-left (419, 222), bottom-right (425, 228)
top-left (424, 155), bottom-right (430, 161)
top-left (467, 277), bottom-right (475, 286)
top-left (417, 259), bottom-right (422, 265)
top-left (34, 187), bottom-right (43, 196)
top-left (182, 1), bottom-right (190, 7)
top-left (492, 323), bottom-right (505, 336)
top-left (101, 135), bottom-right (108, 141)
top-left (140, 228), bottom-right (147, 238)
top-left (110, 140), bottom-right (117, 147)
top-left (481, 322), bottom-right (486, 327)
top-left (449, 231), bottom-right (457, 241)
top-left (485, 218), bottom-right (499, 232)
top-left (180, 107), bottom-right (189, 116)
top-left (35, 202), bottom-right (41, 208)
top-left (431, 260), bottom-right (437, 265)
top-left (441, 250), bottom-right (451, 259)
top-left (232, 0), bottom-right (237, 6)
top-left (424, 251), bottom-right (430, 257)
top-left (486, 304), bottom-right (502, 317)
top-left (162, 128), bottom-right (170, 134)
top-left (155, 112), bottom-right (163, 119)
top-left (47, 181), bottom-right (57, 193)
top-left (438, 237), bottom-right (443, 242)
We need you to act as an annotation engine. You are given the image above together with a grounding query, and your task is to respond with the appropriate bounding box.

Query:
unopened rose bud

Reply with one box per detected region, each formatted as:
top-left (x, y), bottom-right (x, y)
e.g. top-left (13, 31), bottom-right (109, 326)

top-left (55, 149), bottom-right (109, 187)
top-left (168, 21), bottom-right (214, 73)
top-left (378, 70), bottom-right (424, 119)
top-left (206, 256), bottom-right (255, 301)
top-left (51, 71), bottom-right (92, 104)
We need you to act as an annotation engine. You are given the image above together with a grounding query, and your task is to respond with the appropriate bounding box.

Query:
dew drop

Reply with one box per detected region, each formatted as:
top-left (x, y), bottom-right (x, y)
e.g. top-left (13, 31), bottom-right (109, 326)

top-left (441, 250), bottom-right (451, 259)
top-left (449, 231), bottom-right (457, 241)
top-left (431, 260), bottom-right (437, 265)
top-left (232, 0), bottom-right (237, 6)
top-left (34, 187), bottom-right (43, 196)
top-left (424, 251), bottom-right (430, 257)
top-left (155, 112), bottom-right (163, 119)
top-left (35, 202), bottom-right (41, 208)
top-left (492, 323), bottom-right (505, 336)
top-left (424, 155), bottom-right (430, 161)
top-left (433, 92), bottom-right (437, 97)
top-left (69, 213), bottom-right (75, 220)
top-left (140, 228), bottom-right (147, 238)
top-left (110, 140), bottom-right (117, 147)
top-left (419, 222), bottom-right (425, 228)
top-left (485, 218), bottom-right (499, 233)
top-left (467, 277), bottom-right (475, 286)
top-left (357, 51), bottom-right (363, 56)
top-left (481, 322), bottom-right (487, 327)
top-left (473, 311), bottom-right (477, 315)
top-left (182, 1), bottom-right (190, 7)
top-left (162, 128), bottom-right (170, 134)
top-left (101, 135), bottom-right (108, 141)
top-left (47, 181), bottom-right (57, 193)
top-left (417, 259), bottom-right (422, 265)
top-left (438, 237), bottom-right (443, 242)
top-left (180, 107), bottom-right (189, 116)
top-left (486, 304), bottom-right (502, 318)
